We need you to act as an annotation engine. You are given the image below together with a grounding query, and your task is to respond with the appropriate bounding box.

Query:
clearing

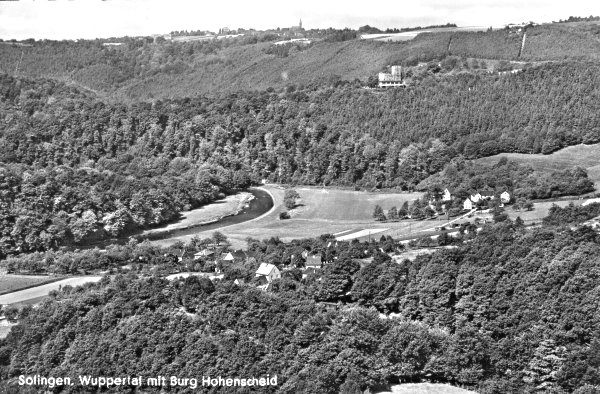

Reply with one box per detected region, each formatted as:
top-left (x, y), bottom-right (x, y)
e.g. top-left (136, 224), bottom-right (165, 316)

top-left (0, 276), bottom-right (103, 305)
top-left (474, 143), bottom-right (600, 188)
top-left (151, 186), bottom-right (424, 249)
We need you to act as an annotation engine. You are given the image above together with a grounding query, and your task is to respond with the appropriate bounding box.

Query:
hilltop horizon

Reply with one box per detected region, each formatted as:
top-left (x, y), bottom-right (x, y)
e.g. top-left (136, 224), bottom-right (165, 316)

top-left (0, 0), bottom-right (597, 40)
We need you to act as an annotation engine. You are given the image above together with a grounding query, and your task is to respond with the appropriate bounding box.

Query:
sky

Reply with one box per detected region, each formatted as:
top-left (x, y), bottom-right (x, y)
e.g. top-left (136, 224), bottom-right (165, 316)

top-left (0, 0), bottom-right (597, 40)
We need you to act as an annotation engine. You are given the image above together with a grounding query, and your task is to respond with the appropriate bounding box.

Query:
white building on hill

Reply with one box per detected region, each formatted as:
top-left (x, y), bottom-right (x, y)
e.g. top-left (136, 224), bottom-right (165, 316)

top-left (378, 66), bottom-right (404, 88)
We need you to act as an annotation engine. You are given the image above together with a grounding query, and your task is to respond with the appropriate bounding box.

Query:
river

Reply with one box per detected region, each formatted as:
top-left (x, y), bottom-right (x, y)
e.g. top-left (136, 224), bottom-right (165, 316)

top-left (139, 187), bottom-right (273, 241)
top-left (80, 187), bottom-right (273, 248)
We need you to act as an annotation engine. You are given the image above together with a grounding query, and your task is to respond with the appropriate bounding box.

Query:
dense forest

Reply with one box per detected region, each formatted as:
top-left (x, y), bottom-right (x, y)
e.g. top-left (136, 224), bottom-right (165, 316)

top-left (2, 218), bottom-right (600, 393)
top-left (1, 59), bottom-right (599, 255)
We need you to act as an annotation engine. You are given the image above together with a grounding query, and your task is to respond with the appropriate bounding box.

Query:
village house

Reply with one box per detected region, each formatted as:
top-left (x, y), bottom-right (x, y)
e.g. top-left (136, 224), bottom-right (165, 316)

top-left (256, 263), bottom-right (281, 281)
top-left (255, 263), bottom-right (281, 291)
top-left (442, 188), bottom-right (454, 202)
top-left (500, 191), bottom-right (511, 203)
top-left (194, 248), bottom-right (215, 260)
top-left (220, 252), bottom-right (235, 262)
top-left (464, 198), bottom-right (473, 211)
top-left (306, 255), bottom-right (322, 268)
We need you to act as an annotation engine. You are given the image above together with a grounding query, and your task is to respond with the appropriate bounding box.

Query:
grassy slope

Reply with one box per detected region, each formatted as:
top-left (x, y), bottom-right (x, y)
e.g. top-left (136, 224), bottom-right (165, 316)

top-left (474, 143), bottom-right (600, 188)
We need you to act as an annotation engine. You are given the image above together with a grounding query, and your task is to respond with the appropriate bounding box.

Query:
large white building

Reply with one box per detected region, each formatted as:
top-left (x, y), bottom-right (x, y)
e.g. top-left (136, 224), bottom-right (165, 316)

top-left (378, 66), bottom-right (404, 88)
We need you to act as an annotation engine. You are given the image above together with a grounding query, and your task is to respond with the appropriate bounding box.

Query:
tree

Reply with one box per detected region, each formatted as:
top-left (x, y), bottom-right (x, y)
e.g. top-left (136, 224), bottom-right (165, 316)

top-left (373, 205), bottom-right (386, 221)
top-left (212, 231), bottom-right (227, 246)
top-left (284, 189), bottom-right (300, 209)
top-left (388, 206), bottom-right (398, 220)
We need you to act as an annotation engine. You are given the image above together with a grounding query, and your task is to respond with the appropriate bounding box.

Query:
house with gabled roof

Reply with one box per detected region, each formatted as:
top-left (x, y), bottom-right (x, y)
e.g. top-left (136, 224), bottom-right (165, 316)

top-left (194, 248), bottom-right (215, 260)
top-left (442, 188), bottom-right (454, 202)
top-left (220, 252), bottom-right (235, 262)
top-left (500, 191), bottom-right (511, 203)
top-left (255, 263), bottom-right (281, 283)
top-left (305, 255), bottom-right (322, 269)
top-left (464, 198), bottom-right (473, 211)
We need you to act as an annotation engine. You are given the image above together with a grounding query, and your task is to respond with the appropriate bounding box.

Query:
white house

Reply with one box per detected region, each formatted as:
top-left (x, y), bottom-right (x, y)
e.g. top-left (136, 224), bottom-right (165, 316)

top-left (220, 252), bottom-right (235, 262)
top-left (255, 263), bottom-right (281, 283)
top-left (442, 188), bottom-right (453, 202)
top-left (464, 198), bottom-right (473, 211)
top-left (500, 191), bottom-right (511, 204)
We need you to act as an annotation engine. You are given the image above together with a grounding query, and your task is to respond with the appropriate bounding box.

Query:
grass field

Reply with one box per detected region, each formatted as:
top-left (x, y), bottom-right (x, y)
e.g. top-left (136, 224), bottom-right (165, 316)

top-left (148, 181), bottom-right (597, 249)
top-left (505, 200), bottom-right (584, 223)
top-left (474, 143), bottom-right (600, 188)
top-left (378, 383), bottom-right (477, 394)
top-left (151, 186), bottom-right (426, 249)
top-left (0, 274), bottom-right (53, 295)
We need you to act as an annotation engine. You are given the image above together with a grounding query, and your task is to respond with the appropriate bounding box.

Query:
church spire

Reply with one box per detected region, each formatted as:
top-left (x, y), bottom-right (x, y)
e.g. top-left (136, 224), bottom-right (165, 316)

top-left (299, 19), bottom-right (302, 29)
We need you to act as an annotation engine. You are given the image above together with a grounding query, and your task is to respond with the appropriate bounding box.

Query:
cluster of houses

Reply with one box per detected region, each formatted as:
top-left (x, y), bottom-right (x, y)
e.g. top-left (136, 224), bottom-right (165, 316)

top-left (169, 245), bottom-right (325, 292)
top-left (441, 188), bottom-right (511, 211)
top-left (253, 250), bottom-right (323, 291)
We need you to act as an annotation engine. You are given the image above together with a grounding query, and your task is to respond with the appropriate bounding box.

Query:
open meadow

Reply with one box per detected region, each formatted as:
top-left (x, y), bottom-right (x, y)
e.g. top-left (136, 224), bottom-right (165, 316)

top-left (475, 143), bottom-right (600, 188)
top-left (151, 186), bottom-right (426, 248)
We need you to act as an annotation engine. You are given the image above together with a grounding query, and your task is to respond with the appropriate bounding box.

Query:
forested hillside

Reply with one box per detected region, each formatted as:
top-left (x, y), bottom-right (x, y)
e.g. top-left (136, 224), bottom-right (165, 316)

top-left (2, 222), bottom-right (600, 393)
top-left (0, 21), bottom-right (599, 100)
top-left (1, 59), bottom-right (599, 255)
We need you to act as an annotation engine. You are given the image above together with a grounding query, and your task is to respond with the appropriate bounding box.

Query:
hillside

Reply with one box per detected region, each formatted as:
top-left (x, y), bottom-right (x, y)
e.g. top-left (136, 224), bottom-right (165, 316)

top-left (1, 21), bottom-right (599, 100)
top-left (474, 143), bottom-right (600, 189)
